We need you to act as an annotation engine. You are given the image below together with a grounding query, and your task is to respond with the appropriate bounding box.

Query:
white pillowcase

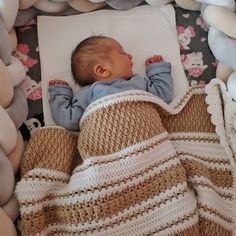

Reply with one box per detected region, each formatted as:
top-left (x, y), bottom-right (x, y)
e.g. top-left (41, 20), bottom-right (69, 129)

top-left (37, 4), bottom-right (189, 125)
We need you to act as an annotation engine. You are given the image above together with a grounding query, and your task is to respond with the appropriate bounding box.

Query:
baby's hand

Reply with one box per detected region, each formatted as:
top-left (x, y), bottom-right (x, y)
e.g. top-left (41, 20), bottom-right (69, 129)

top-left (49, 79), bottom-right (69, 87)
top-left (145, 55), bottom-right (163, 66)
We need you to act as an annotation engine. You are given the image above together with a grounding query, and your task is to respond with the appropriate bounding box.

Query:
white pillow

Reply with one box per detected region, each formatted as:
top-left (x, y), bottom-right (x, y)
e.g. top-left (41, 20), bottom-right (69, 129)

top-left (37, 4), bottom-right (189, 126)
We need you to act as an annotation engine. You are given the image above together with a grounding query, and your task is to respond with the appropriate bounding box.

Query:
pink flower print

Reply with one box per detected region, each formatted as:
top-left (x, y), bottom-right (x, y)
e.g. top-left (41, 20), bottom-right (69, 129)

top-left (198, 80), bottom-right (206, 85)
top-left (188, 67), bottom-right (205, 77)
top-left (196, 17), bottom-right (208, 32)
top-left (212, 59), bottom-right (219, 67)
top-left (17, 44), bottom-right (29, 54)
top-left (181, 52), bottom-right (208, 78)
top-left (20, 76), bottom-right (42, 101)
top-left (28, 87), bottom-right (42, 100)
top-left (190, 80), bottom-right (206, 86)
top-left (14, 44), bottom-right (38, 71)
top-left (177, 25), bottom-right (196, 50)
top-left (19, 19), bottom-right (36, 32)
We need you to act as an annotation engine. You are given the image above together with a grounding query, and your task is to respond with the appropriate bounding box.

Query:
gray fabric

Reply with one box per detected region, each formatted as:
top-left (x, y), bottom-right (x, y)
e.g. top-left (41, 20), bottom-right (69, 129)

top-left (105, 0), bottom-right (144, 10)
top-left (0, 18), bottom-right (11, 65)
top-left (67, 0), bottom-right (106, 13)
top-left (19, 0), bottom-right (38, 10)
top-left (14, 7), bottom-right (39, 27)
top-left (208, 27), bottom-right (236, 72)
top-left (89, 0), bottom-right (106, 2)
top-left (33, 0), bottom-right (68, 13)
top-left (49, 0), bottom-right (68, 2)
top-left (0, 149), bottom-right (15, 206)
top-left (6, 87), bottom-right (28, 129)
top-left (145, 0), bottom-right (173, 7)
top-left (2, 196), bottom-right (20, 222)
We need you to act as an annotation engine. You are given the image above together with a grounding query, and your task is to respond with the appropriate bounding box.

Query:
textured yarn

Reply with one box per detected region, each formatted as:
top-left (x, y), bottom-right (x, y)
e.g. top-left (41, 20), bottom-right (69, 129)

top-left (15, 82), bottom-right (236, 236)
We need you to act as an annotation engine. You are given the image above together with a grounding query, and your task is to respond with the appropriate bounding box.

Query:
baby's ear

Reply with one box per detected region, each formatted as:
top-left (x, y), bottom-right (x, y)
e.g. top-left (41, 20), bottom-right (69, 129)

top-left (93, 63), bottom-right (110, 78)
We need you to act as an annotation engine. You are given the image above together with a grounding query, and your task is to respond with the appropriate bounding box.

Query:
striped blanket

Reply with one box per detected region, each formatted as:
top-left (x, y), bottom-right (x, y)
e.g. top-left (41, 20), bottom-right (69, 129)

top-left (15, 79), bottom-right (236, 236)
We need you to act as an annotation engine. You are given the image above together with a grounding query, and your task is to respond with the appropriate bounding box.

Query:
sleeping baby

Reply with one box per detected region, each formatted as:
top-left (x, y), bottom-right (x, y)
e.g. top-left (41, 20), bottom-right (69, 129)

top-left (48, 36), bottom-right (173, 131)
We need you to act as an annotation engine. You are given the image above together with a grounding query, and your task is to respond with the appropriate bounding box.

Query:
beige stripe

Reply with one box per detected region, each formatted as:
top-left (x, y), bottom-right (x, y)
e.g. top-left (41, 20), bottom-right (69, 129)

top-left (199, 216), bottom-right (232, 236)
top-left (40, 207), bottom-right (198, 236)
top-left (160, 94), bottom-right (215, 133)
top-left (182, 159), bottom-right (233, 188)
top-left (21, 154), bottom-right (178, 206)
top-left (23, 173), bottom-right (67, 183)
top-left (21, 128), bottom-right (79, 176)
top-left (178, 151), bottom-right (229, 165)
top-left (78, 101), bottom-right (165, 158)
top-left (74, 136), bottom-right (169, 173)
top-left (199, 204), bottom-right (232, 223)
top-left (168, 223), bottom-right (200, 236)
top-left (172, 85), bottom-right (205, 110)
top-left (21, 164), bottom-right (186, 235)
top-left (171, 136), bottom-right (220, 144)
top-left (192, 182), bottom-right (233, 200)
top-left (148, 209), bottom-right (198, 236)
top-left (22, 189), bottom-right (188, 236)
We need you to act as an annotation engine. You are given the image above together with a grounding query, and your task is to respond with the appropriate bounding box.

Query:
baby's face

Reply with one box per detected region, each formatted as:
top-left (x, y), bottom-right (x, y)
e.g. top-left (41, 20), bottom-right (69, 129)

top-left (106, 39), bottom-right (133, 80)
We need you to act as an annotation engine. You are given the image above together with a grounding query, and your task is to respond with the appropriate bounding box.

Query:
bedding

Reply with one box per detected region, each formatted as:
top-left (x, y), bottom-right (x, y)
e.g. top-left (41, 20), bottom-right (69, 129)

top-left (15, 3), bottom-right (217, 140)
top-left (15, 80), bottom-right (236, 235)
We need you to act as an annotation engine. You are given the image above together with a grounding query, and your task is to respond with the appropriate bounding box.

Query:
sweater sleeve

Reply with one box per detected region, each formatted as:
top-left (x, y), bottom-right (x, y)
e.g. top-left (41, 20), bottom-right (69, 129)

top-left (146, 62), bottom-right (174, 103)
top-left (48, 84), bottom-right (85, 131)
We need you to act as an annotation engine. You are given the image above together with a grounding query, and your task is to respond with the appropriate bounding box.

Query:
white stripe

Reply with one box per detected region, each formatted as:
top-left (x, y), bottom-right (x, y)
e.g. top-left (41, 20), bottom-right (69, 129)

top-left (173, 141), bottom-right (223, 154)
top-left (199, 209), bottom-right (233, 231)
top-left (172, 139), bottom-right (227, 162)
top-left (53, 156), bottom-right (181, 204)
top-left (68, 140), bottom-right (177, 191)
top-left (15, 168), bottom-right (69, 202)
top-left (22, 180), bottom-right (187, 215)
top-left (15, 179), bottom-right (67, 203)
top-left (75, 131), bottom-right (169, 165)
top-left (155, 211), bottom-right (198, 236)
top-left (194, 185), bottom-right (233, 218)
top-left (169, 132), bottom-right (219, 140)
top-left (180, 154), bottom-right (231, 170)
top-left (61, 150), bottom-right (179, 192)
top-left (34, 186), bottom-right (196, 236)
top-left (189, 176), bottom-right (234, 196)
top-left (20, 155), bottom-right (182, 213)
top-left (17, 133), bottom-right (180, 210)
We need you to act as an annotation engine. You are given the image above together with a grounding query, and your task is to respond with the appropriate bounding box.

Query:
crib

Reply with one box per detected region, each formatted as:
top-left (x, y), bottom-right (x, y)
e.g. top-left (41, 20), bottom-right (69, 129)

top-left (0, 1), bottom-right (236, 235)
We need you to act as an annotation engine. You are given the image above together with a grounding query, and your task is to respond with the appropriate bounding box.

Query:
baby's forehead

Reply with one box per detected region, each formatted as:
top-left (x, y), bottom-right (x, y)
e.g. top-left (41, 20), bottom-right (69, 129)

top-left (102, 38), bottom-right (122, 49)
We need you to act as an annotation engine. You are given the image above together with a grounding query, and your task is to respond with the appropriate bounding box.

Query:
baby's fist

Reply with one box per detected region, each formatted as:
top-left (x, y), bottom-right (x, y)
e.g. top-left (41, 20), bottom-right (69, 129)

top-left (49, 79), bottom-right (69, 87)
top-left (145, 55), bottom-right (163, 66)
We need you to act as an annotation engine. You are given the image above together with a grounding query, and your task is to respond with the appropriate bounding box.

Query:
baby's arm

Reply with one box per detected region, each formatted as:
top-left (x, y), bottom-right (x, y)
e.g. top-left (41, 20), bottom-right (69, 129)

top-left (145, 55), bottom-right (174, 103)
top-left (48, 79), bottom-right (85, 131)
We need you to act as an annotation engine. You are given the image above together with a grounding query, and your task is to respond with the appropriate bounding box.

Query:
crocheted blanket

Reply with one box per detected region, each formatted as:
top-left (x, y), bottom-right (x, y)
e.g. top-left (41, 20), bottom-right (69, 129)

top-left (15, 79), bottom-right (236, 236)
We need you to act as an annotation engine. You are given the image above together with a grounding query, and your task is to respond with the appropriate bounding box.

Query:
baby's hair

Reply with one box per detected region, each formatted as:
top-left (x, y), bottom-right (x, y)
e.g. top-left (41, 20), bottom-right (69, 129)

top-left (71, 35), bottom-right (112, 86)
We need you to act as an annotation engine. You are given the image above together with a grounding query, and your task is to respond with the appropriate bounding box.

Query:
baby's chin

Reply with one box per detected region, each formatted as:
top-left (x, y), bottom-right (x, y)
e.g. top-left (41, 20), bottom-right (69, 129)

top-left (123, 72), bottom-right (133, 80)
